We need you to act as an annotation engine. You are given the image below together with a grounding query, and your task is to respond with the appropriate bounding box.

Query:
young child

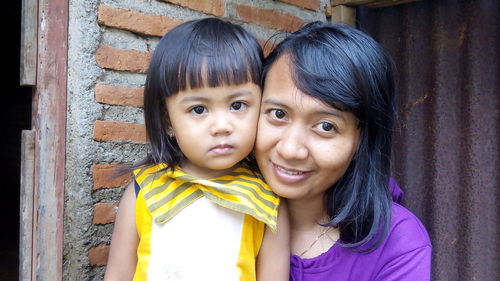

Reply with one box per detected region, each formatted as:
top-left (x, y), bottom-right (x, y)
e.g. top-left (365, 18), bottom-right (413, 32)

top-left (104, 18), bottom-right (289, 281)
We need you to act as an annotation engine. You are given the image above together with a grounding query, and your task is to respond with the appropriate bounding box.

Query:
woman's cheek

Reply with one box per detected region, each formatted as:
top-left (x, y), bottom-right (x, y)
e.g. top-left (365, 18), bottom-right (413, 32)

top-left (257, 121), bottom-right (278, 148)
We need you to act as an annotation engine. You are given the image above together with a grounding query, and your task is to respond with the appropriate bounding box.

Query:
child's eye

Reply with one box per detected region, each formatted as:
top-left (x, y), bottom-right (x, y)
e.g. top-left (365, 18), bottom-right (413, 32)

top-left (191, 106), bottom-right (207, 114)
top-left (230, 101), bottom-right (246, 111)
top-left (314, 121), bottom-right (337, 133)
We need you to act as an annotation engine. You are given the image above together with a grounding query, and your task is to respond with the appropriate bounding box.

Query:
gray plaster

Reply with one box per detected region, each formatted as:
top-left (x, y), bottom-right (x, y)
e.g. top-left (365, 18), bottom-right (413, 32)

top-left (96, 105), bottom-right (144, 124)
top-left (98, 71), bottom-right (148, 88)
top-left (101, 28), bottom-right (153, 51)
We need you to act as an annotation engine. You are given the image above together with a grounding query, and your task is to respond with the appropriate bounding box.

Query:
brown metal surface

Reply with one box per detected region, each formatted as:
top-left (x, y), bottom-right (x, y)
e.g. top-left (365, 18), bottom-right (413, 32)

top-left (358, 0), bottom-right (499, 280)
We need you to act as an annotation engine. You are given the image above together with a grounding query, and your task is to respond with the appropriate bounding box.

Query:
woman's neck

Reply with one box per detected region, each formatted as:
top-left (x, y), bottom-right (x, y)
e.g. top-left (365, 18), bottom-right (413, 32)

top-left (287, 195), bottom-right (340, 258)
top-left (288, 195), bottom-right (329, 232)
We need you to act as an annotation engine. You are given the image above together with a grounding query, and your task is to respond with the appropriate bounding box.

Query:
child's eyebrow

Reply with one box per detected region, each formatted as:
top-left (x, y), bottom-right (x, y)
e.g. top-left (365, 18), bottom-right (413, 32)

top-left (227, 90), bottom-right (254, 100)
top-left (179, 96), bottom-right (209, 103)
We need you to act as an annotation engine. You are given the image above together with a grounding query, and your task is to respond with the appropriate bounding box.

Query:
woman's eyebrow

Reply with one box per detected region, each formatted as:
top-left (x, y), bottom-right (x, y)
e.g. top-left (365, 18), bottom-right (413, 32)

top-left (263, 98), bottom-right (345, 120)
top-left (315, 109), bottom-right (345, 121)
top-left (262, 98), bottom-right (290, 109)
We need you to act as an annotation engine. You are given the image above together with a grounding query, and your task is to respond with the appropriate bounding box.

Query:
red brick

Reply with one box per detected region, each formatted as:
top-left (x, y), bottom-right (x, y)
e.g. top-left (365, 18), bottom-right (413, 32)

top-left (258, 38), bottom-right (276, 57)
top-left (93, 120), bottom-right (147, 143)
top-left (95, 45), bottom-right (151, 73)
top-left (92, 164), bottom-right (132, 190)
top-left (277, 0), bottom-right (320, 11)
top-left (98, 4), bottom-right (183, 37)
top-left (89, 245), bottom-right (110, 266)
top-left (325, 2), bottom-right (333, 18)
top-left (93, 202), bottom-right (119, 224)
top-left (161, 0), bottom-right (225, 16)
top-left (95, 84), bottom-right (144, 108)
top-left (234, 4), bottom-right (304, 32)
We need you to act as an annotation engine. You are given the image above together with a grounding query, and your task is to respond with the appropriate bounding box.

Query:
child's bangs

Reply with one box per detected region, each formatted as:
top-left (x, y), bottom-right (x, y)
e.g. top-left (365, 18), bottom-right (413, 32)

top-left (178, 41), bottom-right (261, 91)
top-left (154, 18), bottom-right (263, 97)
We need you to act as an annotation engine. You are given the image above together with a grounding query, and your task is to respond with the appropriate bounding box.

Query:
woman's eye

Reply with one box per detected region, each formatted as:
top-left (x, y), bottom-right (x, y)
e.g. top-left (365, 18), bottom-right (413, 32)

top-left (271, 109), bottom-right (286, 119)
top-left (316, 122), bottom-right (336, 132)
top-left (230, 101), bottom-right (246, 111)
top-left (191, 106), bottom-right (206, 114)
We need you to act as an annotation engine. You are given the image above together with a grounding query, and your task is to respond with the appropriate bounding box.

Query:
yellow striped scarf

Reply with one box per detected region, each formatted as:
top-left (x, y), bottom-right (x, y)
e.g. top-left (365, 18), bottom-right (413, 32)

top-left (133, 164), bottom-right (279, 231)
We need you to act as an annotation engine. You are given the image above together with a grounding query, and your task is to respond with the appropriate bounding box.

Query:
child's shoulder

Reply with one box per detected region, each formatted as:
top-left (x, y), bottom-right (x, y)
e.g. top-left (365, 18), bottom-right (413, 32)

top-left (133, 163), bottom-right (172, 195)
top-left (133, 163), bottom-right (169, 180)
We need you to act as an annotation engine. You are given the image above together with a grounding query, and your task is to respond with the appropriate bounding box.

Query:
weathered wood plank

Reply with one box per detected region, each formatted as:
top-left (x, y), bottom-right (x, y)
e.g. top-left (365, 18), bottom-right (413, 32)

top-left (20, 0), bottom-right (38, 86)
top-left (31, 0), bottom-right (68, 279)
top-left (19, 130), bottom-right (35, 281)
top-left (331, 5), bottom-right (356, 26)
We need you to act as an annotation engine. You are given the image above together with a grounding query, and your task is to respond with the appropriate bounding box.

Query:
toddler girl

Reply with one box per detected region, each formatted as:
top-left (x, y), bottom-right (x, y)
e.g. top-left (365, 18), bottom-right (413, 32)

top-left (104, 18), bottom-right (289, 281)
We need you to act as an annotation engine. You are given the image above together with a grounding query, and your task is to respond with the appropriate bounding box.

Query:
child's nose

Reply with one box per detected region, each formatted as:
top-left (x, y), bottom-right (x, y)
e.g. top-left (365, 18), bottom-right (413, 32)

top-left (210, 113), bottom-right (233, 136)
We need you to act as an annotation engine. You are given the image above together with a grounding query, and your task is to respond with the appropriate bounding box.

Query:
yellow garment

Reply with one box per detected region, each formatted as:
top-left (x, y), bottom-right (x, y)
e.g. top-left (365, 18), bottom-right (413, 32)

top-left (134, 163), bottom-right (279, 231)
top-left (133, 164), bottom-right (279, 281)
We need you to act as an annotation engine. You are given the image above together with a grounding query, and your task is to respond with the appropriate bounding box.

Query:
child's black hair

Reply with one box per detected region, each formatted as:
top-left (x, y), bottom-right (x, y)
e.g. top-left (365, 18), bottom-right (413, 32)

top-left (143, 18), bottom-right (263, 168)
top-left (263, 22), bottom-right (396, 251)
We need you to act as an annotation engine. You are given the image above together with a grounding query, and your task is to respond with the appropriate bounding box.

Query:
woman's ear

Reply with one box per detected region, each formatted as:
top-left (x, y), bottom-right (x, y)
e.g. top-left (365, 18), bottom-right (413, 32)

top-left (352, 128), bottom-right (362, 160)
top-left (166, 127), bottom-right (175, 138)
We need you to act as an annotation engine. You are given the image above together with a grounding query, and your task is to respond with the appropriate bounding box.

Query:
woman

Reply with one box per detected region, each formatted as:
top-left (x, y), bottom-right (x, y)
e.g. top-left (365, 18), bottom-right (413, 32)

top-left (255, 22), bottom-right (432, 280)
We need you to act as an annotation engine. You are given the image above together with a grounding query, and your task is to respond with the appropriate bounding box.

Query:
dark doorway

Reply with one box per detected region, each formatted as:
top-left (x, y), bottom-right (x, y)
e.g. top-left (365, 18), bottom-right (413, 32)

top-left (1, 1), bottom-right (33, 280)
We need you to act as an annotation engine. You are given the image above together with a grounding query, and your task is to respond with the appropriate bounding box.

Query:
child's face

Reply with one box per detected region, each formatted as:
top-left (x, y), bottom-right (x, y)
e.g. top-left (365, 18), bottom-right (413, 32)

top-left (166, 82), bottom-right (261, 179)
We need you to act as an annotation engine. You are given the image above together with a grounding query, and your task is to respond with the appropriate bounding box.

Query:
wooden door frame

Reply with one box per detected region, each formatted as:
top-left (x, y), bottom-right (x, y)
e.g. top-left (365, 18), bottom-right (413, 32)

top-left (330, 0), bottom-right (420, 25)
top-left (21, 0), bottom-right (68, 279)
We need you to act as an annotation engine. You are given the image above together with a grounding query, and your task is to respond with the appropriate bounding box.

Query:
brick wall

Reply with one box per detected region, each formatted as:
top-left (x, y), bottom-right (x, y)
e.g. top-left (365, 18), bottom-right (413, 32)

top-left (66, 0), bottom-right (330, 279)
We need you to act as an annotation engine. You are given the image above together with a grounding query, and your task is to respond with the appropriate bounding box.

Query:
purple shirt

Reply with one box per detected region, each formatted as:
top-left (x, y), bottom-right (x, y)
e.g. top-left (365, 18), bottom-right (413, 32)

top-left (290, 181), bottom-right (432, 281)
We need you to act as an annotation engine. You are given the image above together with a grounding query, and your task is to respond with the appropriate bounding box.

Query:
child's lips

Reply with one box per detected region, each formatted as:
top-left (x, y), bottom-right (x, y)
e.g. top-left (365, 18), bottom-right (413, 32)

top-left (210, 144), bottom-right (234, 155)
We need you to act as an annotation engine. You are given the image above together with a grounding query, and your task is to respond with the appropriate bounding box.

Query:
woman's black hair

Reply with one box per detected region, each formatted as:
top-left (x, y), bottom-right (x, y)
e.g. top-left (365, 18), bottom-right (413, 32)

top-left (263, 22), bottom-right (396, 251)
top-left (142, 18), bottom-right (263, 169)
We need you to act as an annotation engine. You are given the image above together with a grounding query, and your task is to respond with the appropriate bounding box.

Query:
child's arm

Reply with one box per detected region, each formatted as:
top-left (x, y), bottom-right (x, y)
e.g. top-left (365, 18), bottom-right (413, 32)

top-left (104, 182), bottom-right (138, 281)
top-left (256, 199), bottom-right (290, 281)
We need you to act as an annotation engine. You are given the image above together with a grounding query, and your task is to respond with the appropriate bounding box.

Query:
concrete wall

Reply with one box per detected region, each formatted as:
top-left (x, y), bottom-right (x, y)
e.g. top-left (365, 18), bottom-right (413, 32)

top-left (65, 0), bottom-right (330, 279)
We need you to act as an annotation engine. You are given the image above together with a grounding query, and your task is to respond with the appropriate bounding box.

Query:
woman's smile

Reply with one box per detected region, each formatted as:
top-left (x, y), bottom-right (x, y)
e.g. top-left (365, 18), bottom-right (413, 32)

top-left (272, 162), bottom-right (312, 183)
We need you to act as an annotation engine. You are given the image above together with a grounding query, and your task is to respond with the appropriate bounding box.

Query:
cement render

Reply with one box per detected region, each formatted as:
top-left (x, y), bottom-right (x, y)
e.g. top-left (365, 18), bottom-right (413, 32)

top-left (65, 0), bottom-right (329, 279)
top-left (65, 0), bottom-right (149, 279)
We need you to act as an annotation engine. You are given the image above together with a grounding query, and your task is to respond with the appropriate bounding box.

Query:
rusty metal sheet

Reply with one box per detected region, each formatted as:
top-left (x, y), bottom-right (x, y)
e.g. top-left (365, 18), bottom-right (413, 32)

top-left (358, 0), bottom-right (499, 280)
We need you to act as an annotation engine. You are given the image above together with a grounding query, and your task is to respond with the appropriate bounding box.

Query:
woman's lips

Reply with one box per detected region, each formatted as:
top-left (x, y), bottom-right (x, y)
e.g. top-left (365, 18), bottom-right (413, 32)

top-left (271, 162), bottom-right (311, 183)
top-left (210, 144), bottom-right (234, 155)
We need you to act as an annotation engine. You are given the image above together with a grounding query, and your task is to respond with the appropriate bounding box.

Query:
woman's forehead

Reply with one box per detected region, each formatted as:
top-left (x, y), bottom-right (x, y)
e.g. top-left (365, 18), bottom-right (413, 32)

top-left (263, 56), bottom-right (358, 125)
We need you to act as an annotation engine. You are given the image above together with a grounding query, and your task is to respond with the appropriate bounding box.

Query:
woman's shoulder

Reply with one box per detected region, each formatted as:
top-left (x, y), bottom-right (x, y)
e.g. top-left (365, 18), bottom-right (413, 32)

top-left (357, 203), bottom-right (432, 280)
top-left (385, 202), bottom-right (432, 252)
top-left (386, 179), bottom-right (431, 249)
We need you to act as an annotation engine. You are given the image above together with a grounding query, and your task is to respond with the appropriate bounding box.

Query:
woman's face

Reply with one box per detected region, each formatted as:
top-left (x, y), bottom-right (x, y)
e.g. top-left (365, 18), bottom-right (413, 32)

top-left (256, 56), bottom-right (361, 201)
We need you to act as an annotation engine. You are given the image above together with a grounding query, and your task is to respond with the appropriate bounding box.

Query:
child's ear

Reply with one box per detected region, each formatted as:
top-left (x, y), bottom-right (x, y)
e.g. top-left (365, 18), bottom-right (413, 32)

top-left (162, 109), bottom-right (175, 138)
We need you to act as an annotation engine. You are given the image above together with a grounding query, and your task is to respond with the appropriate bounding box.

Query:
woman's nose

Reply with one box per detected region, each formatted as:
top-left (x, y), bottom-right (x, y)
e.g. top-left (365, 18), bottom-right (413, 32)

top-left (210, 112), bottom-right (233, 136)
top-left (276, 125), bottom-right (308, 160)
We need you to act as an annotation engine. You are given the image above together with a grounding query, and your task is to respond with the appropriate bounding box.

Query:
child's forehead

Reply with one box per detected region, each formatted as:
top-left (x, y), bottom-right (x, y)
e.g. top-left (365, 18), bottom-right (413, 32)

top-left (179, 61), bottom-right (257, 89)
top-left (175, 82), bottom-right (261, 98)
